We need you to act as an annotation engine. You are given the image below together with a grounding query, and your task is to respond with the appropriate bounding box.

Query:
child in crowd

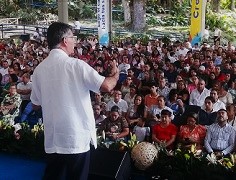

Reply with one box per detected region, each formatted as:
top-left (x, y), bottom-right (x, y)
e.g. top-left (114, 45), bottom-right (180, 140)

top-left (133, 118), bottom-right (150, 142)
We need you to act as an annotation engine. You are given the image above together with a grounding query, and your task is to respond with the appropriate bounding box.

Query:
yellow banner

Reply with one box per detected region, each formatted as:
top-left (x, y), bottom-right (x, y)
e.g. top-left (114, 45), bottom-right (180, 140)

top-left (189, 0), bottom-right (206, 45)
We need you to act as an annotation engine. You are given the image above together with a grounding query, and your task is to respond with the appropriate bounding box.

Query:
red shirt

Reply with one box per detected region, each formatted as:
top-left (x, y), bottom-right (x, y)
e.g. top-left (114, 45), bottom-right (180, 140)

top-left (152, 123), bottom-right (178, 148)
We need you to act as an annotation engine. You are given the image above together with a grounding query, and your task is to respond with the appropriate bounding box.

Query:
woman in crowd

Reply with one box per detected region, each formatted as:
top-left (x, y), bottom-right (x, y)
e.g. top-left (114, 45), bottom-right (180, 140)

top-left (13, 62), bottom-right (23, 77)
top-left (126, 94), bottom-right (147, 128)
top-left (178, 112), bottom-right (206, 150)
top-left (176, 80), bottom-right (190, 105)
top-left (99, 105), bottom-right (129, 141)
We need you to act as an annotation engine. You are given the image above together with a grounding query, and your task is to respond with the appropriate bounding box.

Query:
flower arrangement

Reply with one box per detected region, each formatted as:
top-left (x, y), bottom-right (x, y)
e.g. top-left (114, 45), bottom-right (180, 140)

top-left (0, 120), bottom-right (44, 157)
top-left (1, 122), bottom-right (236, 178)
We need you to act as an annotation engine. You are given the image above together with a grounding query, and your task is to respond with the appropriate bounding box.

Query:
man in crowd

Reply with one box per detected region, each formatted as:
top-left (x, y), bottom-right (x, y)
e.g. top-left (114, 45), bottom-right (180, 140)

top-left (204, 109), bottom-right (236, 157)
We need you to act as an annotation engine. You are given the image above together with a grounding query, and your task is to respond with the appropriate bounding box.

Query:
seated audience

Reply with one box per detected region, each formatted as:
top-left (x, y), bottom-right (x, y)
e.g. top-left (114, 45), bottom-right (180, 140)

top-left (0, 84), bottom-right (22, 123)
top-left (178, 112), bottom-right (206, 150)
top-left (106, 90), bottom-right (128, 117)
top-left (133, 118), bottom-right (150, 142)
top-left (99, 105), bottom-right (129, 141)
top-left (93, 104), bottom-right (106, 126)
top-left (152, 109), bottom-right (178, 150)
top-left (126, 94), bottom-right (147, 128)
top-left (204, 109), bottom-right (236, 157)
top-left (226, 104), bottom-right (236, 130)
top-left (198, 96), bottom-right (218, 126)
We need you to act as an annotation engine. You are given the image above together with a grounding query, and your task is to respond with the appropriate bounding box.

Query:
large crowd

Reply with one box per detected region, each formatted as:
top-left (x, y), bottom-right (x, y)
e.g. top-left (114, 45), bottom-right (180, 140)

top-left (0, 32), bottom-right (236, 157)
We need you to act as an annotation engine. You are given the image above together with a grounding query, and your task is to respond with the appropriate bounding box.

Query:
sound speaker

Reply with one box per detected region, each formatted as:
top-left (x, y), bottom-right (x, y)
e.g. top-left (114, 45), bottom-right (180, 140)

top-left (88, 148), bottom-right (131, 180)
top-left (20, 34), bottom-right (30, 41)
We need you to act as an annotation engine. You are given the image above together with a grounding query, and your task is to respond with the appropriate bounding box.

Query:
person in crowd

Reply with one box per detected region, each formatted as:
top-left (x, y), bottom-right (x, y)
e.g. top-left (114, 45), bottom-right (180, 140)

top-left (178, 112), bottom-right (206, 150)
top-left (187, 75), bottom-right (199, 93)
top-left (133, 118), bottom-right (150, 142)
top-left (218, 82), bottom-right (233, 106)
top-left (16, 73), bottom-right (32, 113)
top-left (91, 92), bottom-right (107, 115)
top-left (118, 55), bottom-right (130, 83)
top-left (30, 22), bottom-right (119, 180)
top-left (208, 88), bottom-right (226, 112)
top-left (148, 95), bottom-right (174, 126)
top-left (0, 84), bottom-right (22, 123)
top-left (189, 79), bottom-right (210, 107)
top-left (106, 90), bottom-right (128, 117)
top-left (157, 77), bottom-right (170, 100)
top-left (176, 79), bottom-right (190, 105)
top-left (0, 60), bottom-right (9, 77)
top-left (198, 96), bottom-right (218, 126)
top-left (226, 104), bottom-right (236, 130)
top-left (99, 105), bottom-right (129, 141)
top-left (166, 89), bottom-right (179, 115)
top-left (1, 73), bottom-right (18, 100)
top-left (139, 71), bottom-right (156, 90)
top-left (74, 17), bottom-right (81, 37)
top-left (126, 94), bottom-right (147, 128)
top-left (152, 109), bottom-right (178, 150)
top-left (120, 76), bottom-right (133, 97)
top-left (144, 83), bottom-right (159, 108)
top-left (204, 109), bottom-right (236, 157)
top-left (127, 68), bottom-right (140, 87)
top-left (124, 84), bottom-right (137, 108)
top-left (93, 103), bottom-right (106, 126)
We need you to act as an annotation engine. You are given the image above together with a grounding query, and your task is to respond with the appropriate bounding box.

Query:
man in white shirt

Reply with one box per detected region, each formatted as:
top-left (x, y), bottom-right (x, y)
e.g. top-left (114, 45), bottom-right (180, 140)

top-left (209, 88), bottom-right (226, 112)
top-left (189, 79), bottom-right (210, 107)
top-left (17, 73), bottom-right (32, 113)
top-left (106, 90), bottom-right (128, 117)
top-left (205, 109), bottom-right (235, 157)
top-left (30, 22), bottom-right (119, 180)
top-left (74, 17), bottom-right (81, 36)
top-left (0, 60), bottom-right (9, 77)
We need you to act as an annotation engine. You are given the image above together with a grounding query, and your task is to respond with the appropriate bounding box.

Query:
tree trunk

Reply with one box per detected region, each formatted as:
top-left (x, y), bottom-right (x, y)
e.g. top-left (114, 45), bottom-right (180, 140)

top-left (122, 0), bottom-right (131, 24)
top-left (132, 0), bottom-right (146, 31)
top-left (230, 0), bottom-right (235, 10)
top-left (212, 0), bottom-right (220, 12)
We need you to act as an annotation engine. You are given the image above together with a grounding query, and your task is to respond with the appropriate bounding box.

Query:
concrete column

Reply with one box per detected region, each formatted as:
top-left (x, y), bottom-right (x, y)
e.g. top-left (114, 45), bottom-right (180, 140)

top-left (58, 0), bottom-right (68, 24)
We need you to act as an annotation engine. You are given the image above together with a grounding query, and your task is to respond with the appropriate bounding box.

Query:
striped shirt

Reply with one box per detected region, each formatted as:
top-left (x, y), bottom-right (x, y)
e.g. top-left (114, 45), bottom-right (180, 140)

top-left (204, 123), bottom-right (236, 155)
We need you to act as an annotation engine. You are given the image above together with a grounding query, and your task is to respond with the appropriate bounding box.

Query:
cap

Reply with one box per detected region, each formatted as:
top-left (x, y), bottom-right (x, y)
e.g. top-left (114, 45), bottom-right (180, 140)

top-left (199, 65), bottom-right (205, 71)
top-left (218, 108), bottom-right (227, 113)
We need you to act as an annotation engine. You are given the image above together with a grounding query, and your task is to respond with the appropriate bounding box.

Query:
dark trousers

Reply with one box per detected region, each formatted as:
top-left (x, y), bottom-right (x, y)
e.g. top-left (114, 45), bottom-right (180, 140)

top-left (43, 151), bottom-right (90, 180)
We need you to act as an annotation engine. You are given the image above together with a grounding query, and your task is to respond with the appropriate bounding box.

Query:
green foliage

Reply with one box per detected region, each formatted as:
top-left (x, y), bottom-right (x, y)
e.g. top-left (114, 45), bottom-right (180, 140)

top-left (149, 149), bottom-right (236, 179)
top-left (206, 10), bottom-right (236, 42)
top-left (220, 0), bottom-right (232, 9)
top-left (0, 0), bottom-right (19, 16)
top-left (146, 14), bottom-right (164, 26)
top-left (9, 8), bottom-right (43, 24)
top-left (0, 121), bottom-right (44, 157)
top-left (161, 0), bottom-right (191, 26)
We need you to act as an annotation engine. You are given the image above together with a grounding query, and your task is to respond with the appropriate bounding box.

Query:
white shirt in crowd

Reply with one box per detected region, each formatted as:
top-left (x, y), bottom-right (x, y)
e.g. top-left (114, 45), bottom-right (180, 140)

top-left (189, 88), bottom-right (210, 107)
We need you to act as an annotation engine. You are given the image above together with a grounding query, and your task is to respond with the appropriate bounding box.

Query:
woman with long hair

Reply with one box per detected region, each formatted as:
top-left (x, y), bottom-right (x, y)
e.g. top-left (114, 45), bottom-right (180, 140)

top-left (126, 94), bottom-right (147, 128)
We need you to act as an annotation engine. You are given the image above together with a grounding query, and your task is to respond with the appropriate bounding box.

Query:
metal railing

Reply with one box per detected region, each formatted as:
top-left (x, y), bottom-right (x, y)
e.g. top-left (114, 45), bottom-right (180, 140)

top-left (0, 23), bottom-right (185, 41)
